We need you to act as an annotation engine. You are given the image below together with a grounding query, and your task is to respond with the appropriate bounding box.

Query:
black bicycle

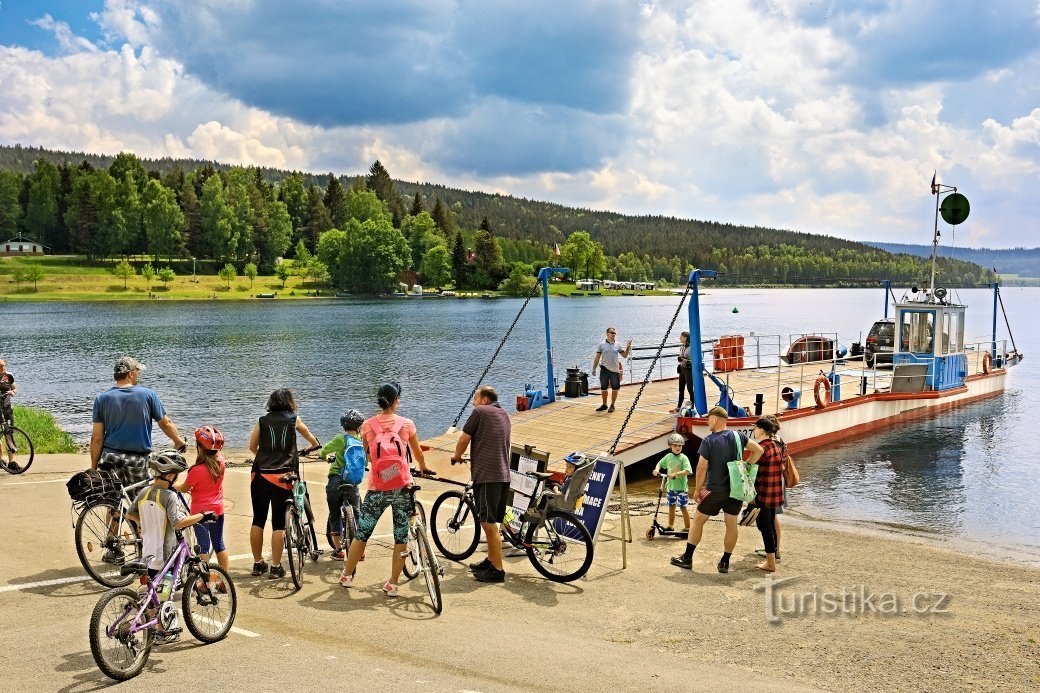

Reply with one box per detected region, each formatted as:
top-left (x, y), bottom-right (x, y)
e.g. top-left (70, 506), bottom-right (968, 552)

top-left (0, 392), bottom-right (33, 475)
top-left (429, 460), bottom-right (594, 583)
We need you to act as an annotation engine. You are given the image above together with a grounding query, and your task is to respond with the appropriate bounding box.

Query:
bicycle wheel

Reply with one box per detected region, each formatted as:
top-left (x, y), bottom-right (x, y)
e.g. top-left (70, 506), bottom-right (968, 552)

top-left (341, 503), bottom-right (356, 551)
top-left (284, 506), bottom-right (304, 591)
top-left (89, 587), bottom-right (152, 681)
top-left (182, 564), bottom-right (237, 643)
top-left (415, 523), bottom-right (443, 614)
top-left (402, 501), bottom-right (425, 580)
top-left (76, 502), bottom-right (140, 588)
top-left (304, 498), bottom-right (321, 562)
top-left (525, 510), bottom-right (594, 583)
top-left (430, 491), bottom-right (480, 561)
top-left (0, 426), bottom-right (33, 474)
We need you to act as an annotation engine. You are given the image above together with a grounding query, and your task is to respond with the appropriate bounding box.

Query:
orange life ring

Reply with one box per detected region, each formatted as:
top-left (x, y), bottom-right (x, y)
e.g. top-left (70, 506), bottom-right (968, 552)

top-left (981, 351), bottom-right (993, 374)
top-left (813, 376), bottom-right (831, 408)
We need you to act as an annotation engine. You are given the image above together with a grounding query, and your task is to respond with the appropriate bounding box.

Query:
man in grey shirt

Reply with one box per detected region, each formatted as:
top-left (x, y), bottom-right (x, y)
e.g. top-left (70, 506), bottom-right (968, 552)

top-left (592, 326), bottom-right (632, 412)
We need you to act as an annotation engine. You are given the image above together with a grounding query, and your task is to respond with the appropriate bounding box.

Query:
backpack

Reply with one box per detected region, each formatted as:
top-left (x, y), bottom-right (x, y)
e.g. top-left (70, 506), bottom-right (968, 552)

top-left (339, 434), bottom-right (366, 485)
top-left (367, 417), bottom-right (410, 491)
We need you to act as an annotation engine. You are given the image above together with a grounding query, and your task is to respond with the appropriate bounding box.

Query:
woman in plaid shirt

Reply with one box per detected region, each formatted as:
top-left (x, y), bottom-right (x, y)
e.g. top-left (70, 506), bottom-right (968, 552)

top-left (751, 417), bottom-right (785, 572)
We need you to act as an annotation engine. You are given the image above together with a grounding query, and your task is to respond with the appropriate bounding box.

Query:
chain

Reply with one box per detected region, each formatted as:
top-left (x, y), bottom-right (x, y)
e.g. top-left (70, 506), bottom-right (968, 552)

top-left (450, 279), bottom-right (542, 429)
top-left (608, 282), bottom-right (692, 456)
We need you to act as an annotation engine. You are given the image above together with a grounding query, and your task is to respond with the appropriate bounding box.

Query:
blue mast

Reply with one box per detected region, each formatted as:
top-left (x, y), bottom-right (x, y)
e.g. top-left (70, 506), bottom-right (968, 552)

top-left (539, 266), bottom-right (569, 403)
top-left (991, 281), bottom-right (999, 362)
top-left (686, 268), bottom-right (717, 415)
top-left (882, 279), bottom-right (891, 319)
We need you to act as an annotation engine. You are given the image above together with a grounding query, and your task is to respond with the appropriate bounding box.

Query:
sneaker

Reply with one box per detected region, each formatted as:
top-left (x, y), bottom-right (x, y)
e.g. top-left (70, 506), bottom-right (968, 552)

top-left (755, 549), bottom-right (781, 562)
top-left (101, 548), bottom-right (124, 564)
top-left (670, 555), bottom-right (692, 569)
top-left (251, 560), bottom-right (268, 576)
top-left (267, 564), bottom-right (285, 580)
top-left (6, 461), bottom-right (19, 472)
top-left (469, 557), bottom-right (492, 572)
top-left (608, 405), bottom-right (615, 413)
top-left (153, 628), bottom-right (182, 646)
top-left (331, 549), bottom-right (345, 561)
top-left (474, 567), bottom-right (505, 583)
top-left (717, 559), bottom-right (730, 574)
top-left (339, 573), bottom-right (353, 588)
top-left (382, 582), bottom-right (399, 597)
top-left (595, 405), bottom-right (608, 412)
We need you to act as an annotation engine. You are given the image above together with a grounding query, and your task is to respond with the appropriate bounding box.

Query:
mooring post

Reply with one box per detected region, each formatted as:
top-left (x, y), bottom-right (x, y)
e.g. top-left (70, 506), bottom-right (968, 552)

top-left (686, 268), bottom-right (717, 416)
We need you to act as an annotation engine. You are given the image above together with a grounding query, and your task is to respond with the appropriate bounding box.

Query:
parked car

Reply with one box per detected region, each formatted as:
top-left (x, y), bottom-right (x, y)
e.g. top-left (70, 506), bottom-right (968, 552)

top-left (864, 319), bottom-right (895, 366)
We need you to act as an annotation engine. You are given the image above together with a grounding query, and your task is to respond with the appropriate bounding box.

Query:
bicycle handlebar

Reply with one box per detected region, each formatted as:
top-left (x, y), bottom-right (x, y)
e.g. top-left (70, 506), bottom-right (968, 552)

top-left (450, 457), bottom-right (471, 466)
top-left (298, 444), bottom-right (321, 457)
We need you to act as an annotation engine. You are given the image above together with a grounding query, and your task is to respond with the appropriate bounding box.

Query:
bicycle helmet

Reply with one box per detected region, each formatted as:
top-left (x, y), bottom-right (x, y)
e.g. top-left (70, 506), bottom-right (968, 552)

top-left (667, 433), bottom-right (685, 446)
top-left (563, 451), bottom-right (586, 465)
top-left (194, 425), bottom-right (225, 452)
top-left (150, 450), bottom-right (188, 475)
top-left (340, 409), bottom-right (365, 431)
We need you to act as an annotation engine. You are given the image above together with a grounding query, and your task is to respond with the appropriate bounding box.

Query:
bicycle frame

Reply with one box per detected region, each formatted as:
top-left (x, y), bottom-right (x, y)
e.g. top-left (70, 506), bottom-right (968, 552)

top-left (436, 471), bottom-right (556, 550)
top-left (106, 535), bottom-right (192, 640)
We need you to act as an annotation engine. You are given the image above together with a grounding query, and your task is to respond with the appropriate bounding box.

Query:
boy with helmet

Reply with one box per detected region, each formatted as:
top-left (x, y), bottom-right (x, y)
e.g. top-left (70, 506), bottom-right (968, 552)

top-left (174, 426), bottom-right (228, 570)
top-left (653, 433), bottom-right (693, 533)
top-left (321, 409), bottom-right (366, 560)
top-left (126, 450), bottom-right (216, 644)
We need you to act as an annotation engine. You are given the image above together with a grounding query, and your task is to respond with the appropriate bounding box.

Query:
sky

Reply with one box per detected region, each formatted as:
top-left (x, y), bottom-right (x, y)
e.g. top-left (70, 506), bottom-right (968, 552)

top-left (0, 0), bottom-right (1038, 249)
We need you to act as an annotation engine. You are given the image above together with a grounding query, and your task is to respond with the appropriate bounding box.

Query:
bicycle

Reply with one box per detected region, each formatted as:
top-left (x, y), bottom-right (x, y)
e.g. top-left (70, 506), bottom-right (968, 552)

top-left (0, 392), bottom-right (34, 475)
top-left (281, 445), bottom-right (323, 591)
top-left (430, 459), bottom-right (595, 583)
top-left (88, 523), bottom-right (237, 681)
top-left (73, 475), bottom-right (151, 588)
top-left (403, 469), bottom-right (443, 613)
top-left (324, 454), bottom-right (360, 557)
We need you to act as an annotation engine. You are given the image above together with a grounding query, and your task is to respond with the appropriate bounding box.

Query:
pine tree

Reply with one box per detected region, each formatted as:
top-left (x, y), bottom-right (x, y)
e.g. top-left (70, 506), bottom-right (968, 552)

top-left (409, 191), bottom-right (425, 217)
top-left (305, 184), bottom-right (333, 251)
top-left (366, 160), bottom-right (405, 228)
top-left (323, 175), bottom-right (348, 229)
top-left (452, 228), bottom-right (468, 288)
top-left (431, 196), bottom-right (456, 236)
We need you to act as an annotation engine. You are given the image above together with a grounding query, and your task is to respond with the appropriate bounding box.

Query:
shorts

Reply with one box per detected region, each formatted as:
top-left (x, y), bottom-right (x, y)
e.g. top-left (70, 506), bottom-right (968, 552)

top-left (599, 368), bottom-right (621, 390)
top-left (194, 514), bottom-right (226, 554)
top-left (355, 488), bottom-right (412, 544)
top-left (666, 490), bottom-right (689, 508)
top-left (250, 474), bottom-right (293, 531)
top-left (473, 481), bottom-right (509, 524)
top-left (98, 450), bottom-right (151, 487)
top-left (696, 490), bottom-right (743, 517)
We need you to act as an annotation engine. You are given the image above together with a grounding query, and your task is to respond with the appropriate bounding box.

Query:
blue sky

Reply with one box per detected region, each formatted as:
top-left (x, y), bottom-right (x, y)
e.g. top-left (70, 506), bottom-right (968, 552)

top-left (1, 0), bottom-right (1038, 248)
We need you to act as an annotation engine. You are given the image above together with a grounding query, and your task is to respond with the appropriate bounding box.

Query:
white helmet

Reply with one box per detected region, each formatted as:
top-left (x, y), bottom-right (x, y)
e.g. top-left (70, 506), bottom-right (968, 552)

top-left (667, 433), bottom-right (685, 446)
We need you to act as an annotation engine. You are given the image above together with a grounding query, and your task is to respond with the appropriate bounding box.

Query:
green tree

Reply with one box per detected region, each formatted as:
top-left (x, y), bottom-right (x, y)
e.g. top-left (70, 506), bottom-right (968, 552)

top-left (274, 261), bottom-right (292, 289)
top-left (243, 261), bottom-right (258, 288)
top-left (13, 262), bottom-right (45, 291)
top-left (200, 175), bottom-right (235, 261)
top-left (306, 257), bottom-right (329, 287)
top-left (112, 258), bottom-right (134, 289)
top-left (430, 196), bottom-right (456, 236)
top-left (409, 191), bottom-right (426, 217)
top-left (323, 175), bottom-right (349, 229)
top-left (419, 244), bottom-right (452, 288)
top-left (402, 211), bottom-right (440, 269)
top-left (178, 175), bottom-right (203, 257)
top-left (560, 231), bottom-right (606, 279)
top-left (255, 199), bottom-right (292, 272)
top-left (108, 152), bottom-right (148, 193)
top-left (499, 263), bottom-right (539, 297)
top-left (366, 160), bottom-right (405, 227)
top-left (157, 266), bottom-right (176, 287)
top-left (346, 188), bottom-right (390, 225)
top-left (217, 263), bottom-right (237, 289)
top-left (277, 173), bottom-right (308, 243)
top-left (63, 170), bottom-right (97, 256)
top-left (452, 229), bottom-right (468, 288)
top-left (304, 184), bottom-right (332, 250)
top-left (142, 179), bottom-right (185, 262)
top-left (23, 160), bottom-right (60, 248)
top-left (0, 171), bottom-right (23, 238)
top-left (141, 262), bottom-right (155, 289)
top-left (472, 217), bottom-right (505, 289)
top-left (316, 218), bottom-right (409, 293)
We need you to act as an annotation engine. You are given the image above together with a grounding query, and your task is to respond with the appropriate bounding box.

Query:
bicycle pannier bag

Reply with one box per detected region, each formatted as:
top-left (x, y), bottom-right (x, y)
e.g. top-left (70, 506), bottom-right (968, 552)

top-left (66, 469), bottom-right (122, 503)
top-left (367, 417), bottom-right (409, 491)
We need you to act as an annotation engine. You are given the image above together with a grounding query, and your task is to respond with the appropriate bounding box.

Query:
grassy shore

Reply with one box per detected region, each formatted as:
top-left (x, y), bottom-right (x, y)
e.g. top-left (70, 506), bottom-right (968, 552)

top-left (11, 405), bottom-right (78, 453)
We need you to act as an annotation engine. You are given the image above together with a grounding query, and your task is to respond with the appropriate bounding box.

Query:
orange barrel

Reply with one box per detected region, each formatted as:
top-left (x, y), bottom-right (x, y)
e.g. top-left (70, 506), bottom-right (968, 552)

top-left (713, 342), bottom-right (729, 372)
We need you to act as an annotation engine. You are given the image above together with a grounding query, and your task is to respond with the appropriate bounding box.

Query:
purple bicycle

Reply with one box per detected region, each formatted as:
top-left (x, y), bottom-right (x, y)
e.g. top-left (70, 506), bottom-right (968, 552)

top-left (88, 525), bottom-right (237, 681)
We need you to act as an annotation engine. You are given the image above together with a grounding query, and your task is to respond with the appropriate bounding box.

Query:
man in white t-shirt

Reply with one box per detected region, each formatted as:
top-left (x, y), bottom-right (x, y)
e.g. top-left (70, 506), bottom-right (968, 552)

top-left (592, 327), bottom-right (632, 413)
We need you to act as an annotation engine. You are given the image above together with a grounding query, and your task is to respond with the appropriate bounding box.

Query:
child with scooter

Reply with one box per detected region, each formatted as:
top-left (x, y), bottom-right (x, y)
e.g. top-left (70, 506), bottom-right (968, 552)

top-left (649, 433), bottom-right (692, 538)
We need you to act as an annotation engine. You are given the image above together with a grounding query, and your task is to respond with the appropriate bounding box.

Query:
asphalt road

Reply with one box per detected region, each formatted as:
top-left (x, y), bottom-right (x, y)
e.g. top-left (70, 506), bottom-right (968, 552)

top-left (0, 455), bottom-right (808, 692)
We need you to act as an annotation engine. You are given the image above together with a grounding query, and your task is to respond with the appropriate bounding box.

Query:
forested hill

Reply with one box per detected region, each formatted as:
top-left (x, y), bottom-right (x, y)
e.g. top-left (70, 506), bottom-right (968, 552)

top-left (0, 143), bottom-right (995, 287)
top-left (866, 242), bottom-right (1040, 279)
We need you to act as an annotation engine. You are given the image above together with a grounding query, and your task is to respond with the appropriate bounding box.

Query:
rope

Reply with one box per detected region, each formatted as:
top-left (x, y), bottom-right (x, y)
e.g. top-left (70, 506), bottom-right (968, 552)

top-left (996, 286), bottom-right (1019, 354)
top-left (607, 282), bottom-right (693, 456)
top-left (449, 279), bottom-right (542, 429)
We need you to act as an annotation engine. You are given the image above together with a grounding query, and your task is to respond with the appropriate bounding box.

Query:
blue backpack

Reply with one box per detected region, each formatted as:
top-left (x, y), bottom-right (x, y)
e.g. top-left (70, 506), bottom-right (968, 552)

top-left (339, 434), bottom-right (366, 485)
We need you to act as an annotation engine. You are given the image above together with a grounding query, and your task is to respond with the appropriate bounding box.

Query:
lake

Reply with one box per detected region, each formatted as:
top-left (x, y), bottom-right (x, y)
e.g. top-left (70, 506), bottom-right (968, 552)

top-left (3, 287), bottom-right (1037, 551)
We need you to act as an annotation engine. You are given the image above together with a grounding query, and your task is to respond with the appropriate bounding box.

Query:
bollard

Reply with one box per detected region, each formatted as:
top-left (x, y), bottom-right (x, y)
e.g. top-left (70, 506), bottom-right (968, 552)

top-left (754, 393), bottom-right (764, 416)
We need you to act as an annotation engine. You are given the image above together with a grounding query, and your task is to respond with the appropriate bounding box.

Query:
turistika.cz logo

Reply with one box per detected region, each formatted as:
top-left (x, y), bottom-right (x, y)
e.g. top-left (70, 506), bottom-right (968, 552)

top-left (754, 576), bottom-right (951, 624)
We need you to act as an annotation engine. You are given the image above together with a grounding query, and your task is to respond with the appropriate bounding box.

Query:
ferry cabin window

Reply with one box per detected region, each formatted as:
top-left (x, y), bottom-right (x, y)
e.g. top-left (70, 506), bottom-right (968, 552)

top-left (942, 312), bottom-right (961, 354)
top-left (901, 311), bottom-right (934, 354)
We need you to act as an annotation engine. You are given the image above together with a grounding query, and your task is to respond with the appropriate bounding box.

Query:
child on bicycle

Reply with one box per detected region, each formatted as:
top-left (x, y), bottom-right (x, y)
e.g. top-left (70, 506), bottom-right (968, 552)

top-left (174, 426), bottom-right (229, 570)
top-left (653, 433), bottom-right (693, 532)
top-left (126, 451), bottom-right (216, 643)
top-left (321, 409), bottom-right (366, 560)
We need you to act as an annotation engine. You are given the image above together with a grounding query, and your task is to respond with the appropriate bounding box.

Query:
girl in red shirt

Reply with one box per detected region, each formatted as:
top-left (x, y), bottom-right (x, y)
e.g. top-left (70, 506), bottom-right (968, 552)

top-left (751, 417), bottom-right (785, 573)
top-left (176, 426), bottom-right (228, 570)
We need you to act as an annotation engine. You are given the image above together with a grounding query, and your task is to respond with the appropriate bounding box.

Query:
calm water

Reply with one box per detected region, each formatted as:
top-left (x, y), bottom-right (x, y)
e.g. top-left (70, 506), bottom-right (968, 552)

top-left (3, 288), bottom-right (1037, 549)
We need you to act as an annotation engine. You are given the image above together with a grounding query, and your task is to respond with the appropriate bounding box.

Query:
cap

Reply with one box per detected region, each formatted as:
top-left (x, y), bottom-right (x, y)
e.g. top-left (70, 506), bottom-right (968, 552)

top-left (706, 405), bottom-right (729, 419)
top-left (114, 356), bottom-right (146, 377)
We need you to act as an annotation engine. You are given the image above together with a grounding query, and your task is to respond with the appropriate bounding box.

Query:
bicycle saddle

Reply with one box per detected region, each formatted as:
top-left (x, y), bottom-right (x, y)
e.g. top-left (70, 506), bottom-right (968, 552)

top-left (529, 471), bottom-right (555, 480)
top-left (120, 559), bottom-right (151, 576)
top-left (337, 482), bottom-right (356, 491)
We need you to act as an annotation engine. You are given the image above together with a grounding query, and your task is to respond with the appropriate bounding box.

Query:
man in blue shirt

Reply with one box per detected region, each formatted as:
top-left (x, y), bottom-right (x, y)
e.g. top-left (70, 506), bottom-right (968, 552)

top-left (90, 356), bottom-right (186, 487)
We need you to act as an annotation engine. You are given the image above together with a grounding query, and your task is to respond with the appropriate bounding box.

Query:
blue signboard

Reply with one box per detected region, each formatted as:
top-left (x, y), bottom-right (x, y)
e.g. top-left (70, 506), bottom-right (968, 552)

top-left (557, 457), bottom-right (619, 542)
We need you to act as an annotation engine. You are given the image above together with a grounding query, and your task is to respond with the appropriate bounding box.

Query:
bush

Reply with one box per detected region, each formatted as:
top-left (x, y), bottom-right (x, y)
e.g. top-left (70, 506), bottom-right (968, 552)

top-left (12, 405), bottom-right (78, 453)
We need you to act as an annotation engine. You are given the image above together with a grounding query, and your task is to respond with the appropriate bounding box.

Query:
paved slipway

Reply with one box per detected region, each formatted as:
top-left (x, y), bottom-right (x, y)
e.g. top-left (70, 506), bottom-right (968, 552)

top-left (1, 455), bottom-right (1037, 692)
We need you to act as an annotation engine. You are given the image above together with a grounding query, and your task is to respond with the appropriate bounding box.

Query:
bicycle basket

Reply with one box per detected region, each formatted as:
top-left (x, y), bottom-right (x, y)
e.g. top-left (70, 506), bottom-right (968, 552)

top-left (66, 469), bottom-right (122, 504)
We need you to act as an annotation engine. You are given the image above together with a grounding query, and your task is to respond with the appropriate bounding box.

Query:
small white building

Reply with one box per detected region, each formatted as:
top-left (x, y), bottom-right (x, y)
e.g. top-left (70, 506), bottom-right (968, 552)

top-left (1, 238), bottom-right (46, 256)
top-left (575, 279), bottom-right (601, 291)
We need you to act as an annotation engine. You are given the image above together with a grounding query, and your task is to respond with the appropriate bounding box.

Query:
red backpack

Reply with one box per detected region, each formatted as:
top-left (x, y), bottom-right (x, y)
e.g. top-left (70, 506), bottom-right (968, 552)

top-left (367, 417), bottom-right (411, 491)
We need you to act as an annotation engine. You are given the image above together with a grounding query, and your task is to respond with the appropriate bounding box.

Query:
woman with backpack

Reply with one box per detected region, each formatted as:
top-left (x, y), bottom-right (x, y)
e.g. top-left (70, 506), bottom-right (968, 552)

top-left (339, 382), bottom-right (429, 597)
top-left (321, 409), bottom-right (366, 560)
